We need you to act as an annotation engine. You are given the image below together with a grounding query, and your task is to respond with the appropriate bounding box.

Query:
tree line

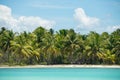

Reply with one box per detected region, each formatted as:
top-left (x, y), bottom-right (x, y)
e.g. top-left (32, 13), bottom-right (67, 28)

top-left (0, 27), bottom-right (120, 65)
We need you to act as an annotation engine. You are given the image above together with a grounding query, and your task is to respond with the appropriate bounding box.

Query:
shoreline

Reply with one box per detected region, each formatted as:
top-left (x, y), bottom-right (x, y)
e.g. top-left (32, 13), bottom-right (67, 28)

top-left (0, 65), bottom-right (120, 68)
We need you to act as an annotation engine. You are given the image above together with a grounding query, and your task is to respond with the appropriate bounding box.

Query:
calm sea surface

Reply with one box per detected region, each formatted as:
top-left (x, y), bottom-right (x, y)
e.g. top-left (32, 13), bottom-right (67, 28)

top-left (0, 68), bottom-right (120, 80)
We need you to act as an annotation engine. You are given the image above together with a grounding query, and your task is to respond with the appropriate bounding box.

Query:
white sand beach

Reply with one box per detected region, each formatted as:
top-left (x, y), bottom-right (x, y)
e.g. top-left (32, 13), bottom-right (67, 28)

top-left (0, 65), bottom-right (120, 68)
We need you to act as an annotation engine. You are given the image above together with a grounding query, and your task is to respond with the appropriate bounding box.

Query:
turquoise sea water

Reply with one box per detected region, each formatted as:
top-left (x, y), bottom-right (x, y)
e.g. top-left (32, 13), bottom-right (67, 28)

top-left (0, 68), bottom-right (120, 80)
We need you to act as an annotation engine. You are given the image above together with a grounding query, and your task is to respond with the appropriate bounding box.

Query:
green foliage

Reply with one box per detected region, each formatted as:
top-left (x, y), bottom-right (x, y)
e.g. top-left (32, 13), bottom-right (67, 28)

top-left (0, 27), bottom-right (120, 65)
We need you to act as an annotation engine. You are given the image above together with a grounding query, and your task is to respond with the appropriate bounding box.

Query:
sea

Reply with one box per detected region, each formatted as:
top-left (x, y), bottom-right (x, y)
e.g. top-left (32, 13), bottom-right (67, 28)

top-left (0, 68), bottom-right (120, 80)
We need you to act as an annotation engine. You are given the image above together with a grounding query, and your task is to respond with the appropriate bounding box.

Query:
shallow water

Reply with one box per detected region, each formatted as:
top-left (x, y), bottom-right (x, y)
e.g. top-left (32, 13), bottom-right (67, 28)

top-left (0, 68), bottom-right (120, 80)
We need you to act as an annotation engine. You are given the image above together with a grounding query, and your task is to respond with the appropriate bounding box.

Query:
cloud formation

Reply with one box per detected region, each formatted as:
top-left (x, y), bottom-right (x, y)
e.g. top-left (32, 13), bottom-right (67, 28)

top-left (31, 4), bottom-right (72, 9)
top-left (107, 25), bottom-right (120, 32)
top-left (74, 8), bottom-right (99, 28)
top-left (0, 5), bottom-right (55, 32)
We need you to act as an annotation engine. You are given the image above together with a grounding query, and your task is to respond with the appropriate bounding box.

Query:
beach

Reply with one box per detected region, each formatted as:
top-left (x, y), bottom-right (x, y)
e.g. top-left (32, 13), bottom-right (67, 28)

top-left (0, 65), bottom-right (120, 68)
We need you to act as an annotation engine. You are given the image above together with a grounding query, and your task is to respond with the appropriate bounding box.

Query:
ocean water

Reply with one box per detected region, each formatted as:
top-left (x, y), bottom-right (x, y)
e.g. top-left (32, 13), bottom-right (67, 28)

top-left (0, 68), bottom-right (120, 80)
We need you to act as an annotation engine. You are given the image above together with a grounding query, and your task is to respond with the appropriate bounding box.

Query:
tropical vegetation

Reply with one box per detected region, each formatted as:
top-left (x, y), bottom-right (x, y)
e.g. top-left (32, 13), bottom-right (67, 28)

top-left (0, 27), bottom-right (120, 65)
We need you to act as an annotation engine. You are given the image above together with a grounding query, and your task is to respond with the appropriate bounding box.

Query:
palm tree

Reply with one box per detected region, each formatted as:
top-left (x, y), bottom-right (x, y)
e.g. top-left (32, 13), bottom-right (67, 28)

top-left (97, 49), bottom-right (115, 64)
top-left (41, 29), bottom-right (61, 64)
top-left (100, 32), bottom-right (109, 48)
top-left (84, 31), bottom-right (101, 64)
top-left (111, 29), bottom-right (120, 64)
top-left (75, 34), bottom-right (85, 64)
top-left (10, 32), bottom-right (40, 65)
top-left (62, 29), bottom-right (80, 64)
top-left (33, 27), bottom-right (46, 45)
top-left (0, 28), bottom-right (15, 64)
top-left (55, 29), bottom-right (68, 64)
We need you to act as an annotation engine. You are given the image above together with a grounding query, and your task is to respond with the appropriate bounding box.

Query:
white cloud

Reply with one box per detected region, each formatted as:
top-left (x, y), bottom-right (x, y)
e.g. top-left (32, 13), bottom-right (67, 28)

top-left (31, 4), bottom-right (72, 9)
top-left (0, 5), bottom-right (55, 32)
top-left (107, 25), bottom-right (120, 32)
top-left (74, 8), bottom-right (99, 28)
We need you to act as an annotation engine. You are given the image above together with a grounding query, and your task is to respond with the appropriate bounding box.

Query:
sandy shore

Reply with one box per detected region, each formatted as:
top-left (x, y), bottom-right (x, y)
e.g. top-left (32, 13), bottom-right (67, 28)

top-left (0, 65), bottom-right (120, 68)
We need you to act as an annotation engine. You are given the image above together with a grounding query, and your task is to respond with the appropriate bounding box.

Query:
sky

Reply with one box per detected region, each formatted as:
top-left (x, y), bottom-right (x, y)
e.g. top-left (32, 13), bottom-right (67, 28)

top-left (0, 0), bottom-right (120, 34)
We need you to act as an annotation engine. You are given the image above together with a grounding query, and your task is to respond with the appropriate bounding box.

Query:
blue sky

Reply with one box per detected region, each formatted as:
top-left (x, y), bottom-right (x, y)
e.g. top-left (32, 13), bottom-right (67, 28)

top-left (0, 0), bottom-right (120, 34)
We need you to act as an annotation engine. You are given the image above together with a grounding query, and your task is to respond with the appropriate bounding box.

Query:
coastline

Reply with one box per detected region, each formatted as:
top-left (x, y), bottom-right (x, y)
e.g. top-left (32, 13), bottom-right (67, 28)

top-left (0, 65), bottom-right (120, 68)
